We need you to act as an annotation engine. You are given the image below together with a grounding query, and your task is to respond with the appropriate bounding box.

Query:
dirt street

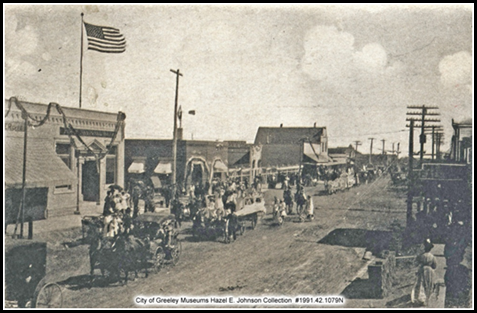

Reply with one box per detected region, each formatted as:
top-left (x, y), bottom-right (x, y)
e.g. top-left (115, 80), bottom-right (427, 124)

top-left (43, 175), bottom-right (408, 308)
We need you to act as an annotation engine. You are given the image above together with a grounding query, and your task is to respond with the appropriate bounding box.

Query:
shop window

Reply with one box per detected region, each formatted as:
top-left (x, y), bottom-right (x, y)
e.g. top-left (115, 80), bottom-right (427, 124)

top-left (56, 143), bottom-right (72, 169)
top-left (106, 157), bottom-right (116, 184)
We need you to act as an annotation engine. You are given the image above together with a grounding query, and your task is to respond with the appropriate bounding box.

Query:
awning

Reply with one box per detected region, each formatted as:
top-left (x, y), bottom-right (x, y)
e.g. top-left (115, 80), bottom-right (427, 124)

top-left (303, 152), bottom-right (333, 164)
top-left (128, 160), bottom-right (146, 174)
top-left (150, 176), bottom-right (162, 189)
top-left (154, 161), bottom-right (172, 174)
top-left (303, 142), bottom-right (332, 164)
top-left (213, 160), bottom-right (228, 172)
top-left (5, 137), bottom-right (76, 189)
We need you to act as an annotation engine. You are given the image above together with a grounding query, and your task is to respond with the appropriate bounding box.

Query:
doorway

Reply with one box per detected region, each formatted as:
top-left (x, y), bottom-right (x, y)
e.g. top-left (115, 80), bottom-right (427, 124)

top-left (191, 164), bottom-right (204, 187)
top-left (82, 160), bottom-right (99, 202)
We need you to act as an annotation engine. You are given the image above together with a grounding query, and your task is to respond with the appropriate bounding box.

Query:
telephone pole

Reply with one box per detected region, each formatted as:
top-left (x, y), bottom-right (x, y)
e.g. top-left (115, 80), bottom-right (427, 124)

top-left (353, 140), bottom-right (362, 152)
top-left (381, 139), bottom-right (386, 155)
top-left (170, 69), bottom-right (183, 197)
top-left (431, 126), bottom-right (435, 160)
top-left (406, 105), bottom-right (440, 165)
top-left (405, 105), bottom-right (441, 229)
top-left (368, 138), bottom-right (375, 164)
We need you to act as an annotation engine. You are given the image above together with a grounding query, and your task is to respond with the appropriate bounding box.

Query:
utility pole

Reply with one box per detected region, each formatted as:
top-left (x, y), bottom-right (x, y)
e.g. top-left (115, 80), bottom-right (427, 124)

top-left (431, 126), bottom-right (435, 160)
top-left (170, 69), bottom-right (183, 197)
top-left (435, 132), bottom-right (444, 160)
top-left (406, 120), bottom-right (414, 228)
top-left (353, 140), bottom-right (362, 152)
top-left (405, 105), bottom-right (441, 230)
top-left (13, 113), bottom-right (29, 239)
top-left (368, 138), bottom-right (375, 164)
top-left (406, 105), bottom-right (440, 165)
top-left (381, 139), bottom-right (386, 155)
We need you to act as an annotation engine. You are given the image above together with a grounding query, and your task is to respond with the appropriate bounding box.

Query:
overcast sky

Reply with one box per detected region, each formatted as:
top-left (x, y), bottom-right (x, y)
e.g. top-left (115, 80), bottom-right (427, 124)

top-left (4, 4), bottom-right (473, 154)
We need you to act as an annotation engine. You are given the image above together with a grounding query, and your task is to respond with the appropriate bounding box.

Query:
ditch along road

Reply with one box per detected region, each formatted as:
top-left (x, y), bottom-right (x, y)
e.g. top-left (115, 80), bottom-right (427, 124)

top-left (45, 175), bottom-right (407, 308)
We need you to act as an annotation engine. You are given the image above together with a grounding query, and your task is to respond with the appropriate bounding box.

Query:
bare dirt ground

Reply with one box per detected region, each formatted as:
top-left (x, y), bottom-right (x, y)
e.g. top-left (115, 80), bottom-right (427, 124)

top-left (38, 175), bottom-right (418, 308)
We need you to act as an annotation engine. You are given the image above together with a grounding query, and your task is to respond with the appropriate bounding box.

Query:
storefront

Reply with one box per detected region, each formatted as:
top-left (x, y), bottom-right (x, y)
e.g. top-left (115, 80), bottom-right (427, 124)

top-left (5, 98), bottom-right (126, 219)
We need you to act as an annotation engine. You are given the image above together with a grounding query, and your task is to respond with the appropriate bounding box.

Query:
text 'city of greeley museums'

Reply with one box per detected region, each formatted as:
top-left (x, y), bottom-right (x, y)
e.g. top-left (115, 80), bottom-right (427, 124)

top-left (135, 295), bottom-right (345, 306)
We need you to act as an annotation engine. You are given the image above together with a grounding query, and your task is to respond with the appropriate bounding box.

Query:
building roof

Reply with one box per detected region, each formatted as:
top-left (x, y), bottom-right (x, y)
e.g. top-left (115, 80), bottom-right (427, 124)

top-left (5, 98), bottom-right (121, 122)
top-left (5, 137), bottom-right (76, 188)
top-left (452, 117), bottom-right (472, 127)
top-left (254, 127), bottom-right (325, 145)
top-left (328, 145), bottom-right (361, 155)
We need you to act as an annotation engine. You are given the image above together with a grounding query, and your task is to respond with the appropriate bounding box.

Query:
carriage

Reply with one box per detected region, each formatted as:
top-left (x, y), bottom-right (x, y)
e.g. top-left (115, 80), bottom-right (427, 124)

top-left (85, 212), bottom-right (182, 285)
top-left (325, 173), bottom-right (355, 194)
top-left (5, 238), bottom-right (63, 308)
top-left (132, 213), bottom-right (182, 272)
top-left (192, 208), bottom-right (240, 244)
top-left (170, 196), bottom-right (195, 227)
top-left (235, 195), bottom-right (266, 229)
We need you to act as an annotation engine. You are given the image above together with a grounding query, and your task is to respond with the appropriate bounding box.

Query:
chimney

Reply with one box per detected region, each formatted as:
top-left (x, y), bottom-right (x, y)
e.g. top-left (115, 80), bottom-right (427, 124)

top-left (280, 123), bottom-right (283, 128)
top-left (314, 122), bottom-right (316, 128)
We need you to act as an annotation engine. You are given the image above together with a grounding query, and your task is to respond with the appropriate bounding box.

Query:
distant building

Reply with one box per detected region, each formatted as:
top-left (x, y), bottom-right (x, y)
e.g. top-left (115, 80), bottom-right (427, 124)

top-left (252, 126), bottom-right (331, 182)
top-left (450, 118), bottom-right (472, 163)
top-left (125, 139), bottom-right (251, 192)
top-left (5, 99), bottom-right (126, 222)
top-left (328, 145), bottom-right (360, 165)
top-left (254, 126), bottom-right (329, 166)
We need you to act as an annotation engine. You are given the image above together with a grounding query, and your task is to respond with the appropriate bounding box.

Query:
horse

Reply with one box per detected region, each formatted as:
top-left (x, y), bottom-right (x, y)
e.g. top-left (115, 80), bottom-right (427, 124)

top-left (295, 190), bottom-right (306, 216)
top-left (89, 236), bottom-right (121, 285)
top-left (113, 233), bottom-right (150, 284)
top-left (171, 199), bottom-right (186, 228)
top-left (89, 219), bottom-right (149, 286)
top-left (283, 188), bottom-right (294, 215)
top-left (224, 213), bottom-right (240, 243)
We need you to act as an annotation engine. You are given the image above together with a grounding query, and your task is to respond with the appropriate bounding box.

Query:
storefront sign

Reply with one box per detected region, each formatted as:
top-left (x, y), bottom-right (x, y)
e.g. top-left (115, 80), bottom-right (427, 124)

top-left (5, 122), bottom-right (25, 132)
top-left (60, 127), bottom-right (115, 138)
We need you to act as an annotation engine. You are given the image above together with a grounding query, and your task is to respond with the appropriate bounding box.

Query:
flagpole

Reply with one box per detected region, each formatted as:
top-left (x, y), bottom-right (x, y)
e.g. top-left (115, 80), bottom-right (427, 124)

top-left (170, 69), bottom-right (183, 198)
top-left (79, 12), bottom-right (84, 109)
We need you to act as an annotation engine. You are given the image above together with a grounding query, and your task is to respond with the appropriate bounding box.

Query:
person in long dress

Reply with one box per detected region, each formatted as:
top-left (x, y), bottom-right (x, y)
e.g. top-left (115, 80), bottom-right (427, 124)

top-left (412, 239), bottom-right (438, 306)
top-left (305, 195), bottom-right (314, 220)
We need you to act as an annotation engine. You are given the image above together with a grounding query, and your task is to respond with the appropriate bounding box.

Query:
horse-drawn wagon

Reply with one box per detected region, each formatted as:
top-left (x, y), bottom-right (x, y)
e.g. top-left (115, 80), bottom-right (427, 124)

top-left (132, 213), bottom-right (182, 272)
top-left (85, 212), bottom-right (182, 285)
top-left (192, 207), bottom-right (237, 243)
top-left (191, 193), bottom-right (266, 243)
top-left (235, 195), bottom-right (266, 230)
top-left (5, 238), bottom-right (63, 308)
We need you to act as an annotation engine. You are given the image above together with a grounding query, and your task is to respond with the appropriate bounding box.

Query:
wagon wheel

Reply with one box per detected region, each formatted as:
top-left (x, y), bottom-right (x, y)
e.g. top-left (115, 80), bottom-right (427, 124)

top-left (170, 240), bottom-right (182, 265)
top-left (33, 282), bottom-right (63, 308)
top-left (153, 247), bottom-right (166, 273)
top-left (251, 214), bottom-right (258, 229)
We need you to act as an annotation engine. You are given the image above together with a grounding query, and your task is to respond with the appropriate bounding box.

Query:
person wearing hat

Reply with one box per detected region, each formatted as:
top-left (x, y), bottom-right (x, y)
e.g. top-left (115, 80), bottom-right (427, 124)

top-left (412, 238), bottom-right (438, 306)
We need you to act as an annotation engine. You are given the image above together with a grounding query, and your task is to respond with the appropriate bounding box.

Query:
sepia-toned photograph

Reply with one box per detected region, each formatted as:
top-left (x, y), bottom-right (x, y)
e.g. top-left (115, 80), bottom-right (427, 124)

top-left (4, 4), bottom-right (473, 309)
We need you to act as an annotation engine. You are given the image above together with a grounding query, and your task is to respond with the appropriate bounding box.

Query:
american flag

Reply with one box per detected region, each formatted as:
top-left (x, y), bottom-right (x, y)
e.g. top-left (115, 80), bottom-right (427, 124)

top-left (84, 22), bottom-right (126, 53)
